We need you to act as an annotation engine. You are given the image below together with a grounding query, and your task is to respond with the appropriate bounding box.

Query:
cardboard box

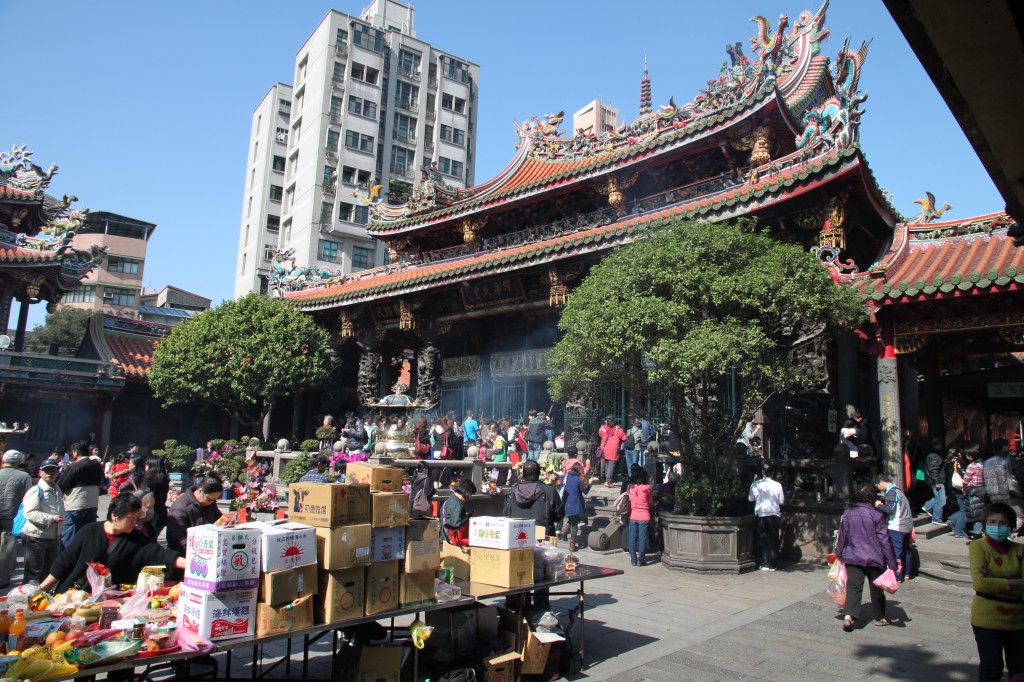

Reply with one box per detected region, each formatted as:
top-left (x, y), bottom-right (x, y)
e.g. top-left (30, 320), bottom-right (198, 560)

top-left (260, 564), bottom-right (318, 606)
top-left (365, 560), bottom-right (400, 616)
top-left (425, 603), bottom-right (498, 655)
top-left (398, 571), bottom-right (436, 609)
top-left (370, 527), bottom-right (406, 563)
top-left (177, 585), bottom-right (257, 642)
top-left (318, 567), bottom-right (364, 623)
top-left (355, 646), bottom-right (405, 682)
top-left (183, 525), bottom-right (261, 591)
top-left (440, 542), bottom-right (471, 581)
top-left (316, 524), bottom-right (372, 570)
top-left (497, 607), bottom-right (564, 675)
top-left (256, 595), bottom-right (313, 636)
top-left (239, 520), bottom-right (317, 572)
top-left (287, 483), bottom-right (370, 527)
top-left (484, 652), bottom-right (521, 682)
top-left (405, 519), bottom-right (441, 573)
top-left (469, 516), bottom-right (535, 550)
top-left (345, 463), bottom-right (404, 492)
top-left (470, 547), bottom-right (534, 588)
top-left (371, 492), bottom-right (410, 528)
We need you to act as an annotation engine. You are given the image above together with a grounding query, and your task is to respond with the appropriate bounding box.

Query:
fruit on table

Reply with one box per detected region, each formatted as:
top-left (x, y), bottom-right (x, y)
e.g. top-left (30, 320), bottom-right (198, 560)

top-left (44, 631), bottom-right (66, 646)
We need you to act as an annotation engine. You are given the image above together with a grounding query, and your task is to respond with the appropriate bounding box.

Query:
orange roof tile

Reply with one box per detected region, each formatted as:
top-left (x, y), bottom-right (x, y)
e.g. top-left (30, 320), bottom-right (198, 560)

top-left (89, 313), bottom-right (172, 380)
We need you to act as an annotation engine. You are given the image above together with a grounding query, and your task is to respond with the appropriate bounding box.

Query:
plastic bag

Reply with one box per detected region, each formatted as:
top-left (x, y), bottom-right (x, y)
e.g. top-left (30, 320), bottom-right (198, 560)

top-left (87, 563), bottom-right (111, 600)
top-left (434, 579), bottom-right (462, 603)
top-left (872, 567), bottom-right (900, 594)
top-left (118, 589), bottom-right (153, 619)
top-left (826, 559), bottom-right (847, 607)
top-left (827, 558), bottom-right (840, 581)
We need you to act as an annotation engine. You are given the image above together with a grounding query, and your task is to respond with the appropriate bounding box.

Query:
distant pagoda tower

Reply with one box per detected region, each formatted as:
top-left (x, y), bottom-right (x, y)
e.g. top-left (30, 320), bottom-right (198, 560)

top-left (640, 56), bottom-right (652, 115)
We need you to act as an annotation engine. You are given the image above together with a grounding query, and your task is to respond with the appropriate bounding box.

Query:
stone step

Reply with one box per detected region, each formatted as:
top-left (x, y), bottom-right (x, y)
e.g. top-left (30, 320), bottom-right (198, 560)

top-left (918, 521), bottom-right (952, 539)
top-left (939, 558), bottom-right (971, 576)
top-left (913, 512), bottom-right (935, 528)
top-left (916, 565), bottom-right (973, 587)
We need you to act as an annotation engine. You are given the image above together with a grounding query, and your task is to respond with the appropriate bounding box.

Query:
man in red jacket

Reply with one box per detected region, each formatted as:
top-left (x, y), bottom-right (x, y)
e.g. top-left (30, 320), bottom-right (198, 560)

top-left (599, 415), bottom-right (626, 488)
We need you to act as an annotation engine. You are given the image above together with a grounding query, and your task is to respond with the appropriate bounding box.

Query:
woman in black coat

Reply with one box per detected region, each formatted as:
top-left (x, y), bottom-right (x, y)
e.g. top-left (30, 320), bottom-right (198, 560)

top-left (39, 493), bottom-right (184, 592)
top-left (166, 473), bottom-right (228, 556)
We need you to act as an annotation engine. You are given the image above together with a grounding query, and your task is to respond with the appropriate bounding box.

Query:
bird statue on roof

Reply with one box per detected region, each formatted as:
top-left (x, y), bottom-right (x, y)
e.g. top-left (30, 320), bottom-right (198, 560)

top-left (908, 192), bottom-right (952, 225)
top-left (352, 183), bottom-right (384, 206)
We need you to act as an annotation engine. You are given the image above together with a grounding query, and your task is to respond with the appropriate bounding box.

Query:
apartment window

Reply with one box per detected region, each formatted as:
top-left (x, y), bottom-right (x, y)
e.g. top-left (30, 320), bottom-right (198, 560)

top-left (338, 203), bottom-right (353, 222)
top-left (283, 219), bottom-right (292, 240)
top-left (336, 29), bottom-right (348, 46)
top-left (285, 186), bottom-right (295, 208)
top-left (319, 202), bottom-right (333, 223)
top-left (242, 252), bottom-right (247, 272)
top-left (396, 82), bottom-right (418, 109)
top-left (272, 155), bottom-right (285, 172)
top-left (352, 246), bottom-right (371, 270)
top-left (332, 61), bottom-right (345, 80)
top-left (323, 165), bottom-right (335, 185)
top-left (440, 125), bottom-right (465, 145)
top-left (348, 95), bottom-right (377, 118)
top-left (104, 287), bottom-right (136, 307)
top-left (64, 286), bottom-right (95, 304)
top-left (292, 121), bottom-right (301, 142)
top-left (427, 93), bottom-right (436, 110)
top-left (439, 156), bottom-right (464, 179)
top-left (398, 50), bottom-right (421, 75)
top-left (298, 55), bottom-right (308, 82)
top-left (341, 166), bottom-right (356, 184)
top-left (245, 224), bottom-right (250, 245)
top-left (326, 130), bottom-right (339, 152)
top-left (353, 24), bottom-right (383, 52)
top-left (442, 56), bottom-right (470, 83)
top-left (263, 244), bottom-right (275, 261)
top-left (256, 114), bottom-right (262, 134)
top-left (266, 215), bottom-right (280, 232)
top-left (424, 124), bottom-right (434, 142)
top-left (441, 94), bottom-right (466, 114)
top-left (353, 205), bottom-right (370, 225)
top-left (351, 62), bottom-right (379, 85)
top-left (269, 185), bottom-right (283, 202)
top-left (106, 256), bottom-right (140, 275)
top-left (329, 96), bottom-right (343, 117)
top-left (393, 113), bottom-right (416, 142)
top-left (249, 168), bottom-right (256, 190)
top-left (428, 63), bottom-right (438, 81)
top-left (247, 196), bottom-right (252, 218)
top-left (319, 239), bottom-right (340, 262)
top-left (275, 127), bottom-right (288, 144)
top-left (391, 147), bottom-right (415, 175)
top-left (345, 130), bottom-right (374, 153)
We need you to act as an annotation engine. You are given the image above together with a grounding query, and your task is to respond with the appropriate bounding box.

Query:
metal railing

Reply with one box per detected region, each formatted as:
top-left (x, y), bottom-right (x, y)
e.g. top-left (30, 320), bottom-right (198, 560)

top-left (396, 99), bottom-right (418, 112)
top-left (398, 68), bottom-right (420, 81)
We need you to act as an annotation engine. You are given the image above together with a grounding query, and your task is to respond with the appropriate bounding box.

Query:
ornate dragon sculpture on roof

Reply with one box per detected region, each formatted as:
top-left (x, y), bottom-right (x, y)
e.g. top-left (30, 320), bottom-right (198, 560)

top-left (267, 247), bottom-right (344, 295)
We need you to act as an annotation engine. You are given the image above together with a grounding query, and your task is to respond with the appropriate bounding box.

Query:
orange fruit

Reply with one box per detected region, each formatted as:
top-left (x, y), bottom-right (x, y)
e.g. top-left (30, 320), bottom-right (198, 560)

top-left (45, 631), bottom-right (67, 645)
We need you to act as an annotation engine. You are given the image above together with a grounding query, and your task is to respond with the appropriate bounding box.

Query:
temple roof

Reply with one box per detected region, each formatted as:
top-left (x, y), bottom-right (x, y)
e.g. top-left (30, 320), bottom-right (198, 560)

top-left (85, 313), bottom-right (172, 381)
top-left (290, 146), bottom-right (888, 310)
top-left (852, 213), bottom-right (1023, 303)
top-left (364, 2), bottom-right (838, 235)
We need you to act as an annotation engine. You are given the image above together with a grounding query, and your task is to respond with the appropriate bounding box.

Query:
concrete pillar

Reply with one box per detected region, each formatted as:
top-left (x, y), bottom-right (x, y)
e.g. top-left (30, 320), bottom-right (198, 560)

top-left (13, 298), bottom-right (30, 352)
top-left (99, 398), bottom-right (113, 451)
top-left (876, 319), bottom-right (903, 486)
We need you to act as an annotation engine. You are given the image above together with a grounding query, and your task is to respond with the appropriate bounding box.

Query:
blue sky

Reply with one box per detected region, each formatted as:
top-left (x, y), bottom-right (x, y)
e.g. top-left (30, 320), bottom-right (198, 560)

top-left (4, 0), bottom-right (1001, 328)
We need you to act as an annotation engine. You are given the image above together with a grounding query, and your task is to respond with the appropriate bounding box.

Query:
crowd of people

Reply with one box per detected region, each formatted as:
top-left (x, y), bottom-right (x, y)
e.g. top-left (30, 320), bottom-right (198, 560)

top-left (0, 440), bottom-right (225, 596)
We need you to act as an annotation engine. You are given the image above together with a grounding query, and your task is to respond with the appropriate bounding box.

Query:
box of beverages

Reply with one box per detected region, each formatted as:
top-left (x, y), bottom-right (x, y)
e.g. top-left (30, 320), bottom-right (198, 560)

top-left (183, 525), bottom-right (261, 592)
top-left (287, 483), bottom-right (370, 527)
top-left (469, 517), bottom-right (535, 550)
top-left (177, 585), bottom-right (257, 642)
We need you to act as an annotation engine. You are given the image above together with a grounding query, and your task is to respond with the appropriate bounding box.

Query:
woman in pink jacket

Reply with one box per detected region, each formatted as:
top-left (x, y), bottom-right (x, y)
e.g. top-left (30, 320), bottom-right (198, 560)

top-left (627, 468), bottom-right (655, 566)
top-left (599, 415), bottom-right (626, 488)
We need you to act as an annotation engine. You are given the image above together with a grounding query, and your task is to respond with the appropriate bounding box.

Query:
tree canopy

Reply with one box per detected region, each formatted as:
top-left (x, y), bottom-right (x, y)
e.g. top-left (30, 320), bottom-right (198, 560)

top-left (28, 306), bottom-right (92, 354)
top-left (150, 294), bottom-right (331, 432)
top-left (549, 218), bottom-right (866, 481)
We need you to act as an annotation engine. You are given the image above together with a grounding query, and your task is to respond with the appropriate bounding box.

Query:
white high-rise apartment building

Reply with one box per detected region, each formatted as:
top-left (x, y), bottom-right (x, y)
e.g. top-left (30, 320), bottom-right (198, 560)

top-left (235, 0), bottom-right (480, 297)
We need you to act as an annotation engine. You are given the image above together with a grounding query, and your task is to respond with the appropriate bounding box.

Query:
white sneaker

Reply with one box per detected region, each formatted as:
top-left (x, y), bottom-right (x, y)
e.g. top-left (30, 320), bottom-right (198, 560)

top-left (759, 566), bottom-right (771, 571)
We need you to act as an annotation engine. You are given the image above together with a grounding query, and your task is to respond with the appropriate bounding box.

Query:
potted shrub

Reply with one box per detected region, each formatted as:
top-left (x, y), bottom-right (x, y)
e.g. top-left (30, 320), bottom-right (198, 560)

top-left (547, 219), bottom-right (866, 573)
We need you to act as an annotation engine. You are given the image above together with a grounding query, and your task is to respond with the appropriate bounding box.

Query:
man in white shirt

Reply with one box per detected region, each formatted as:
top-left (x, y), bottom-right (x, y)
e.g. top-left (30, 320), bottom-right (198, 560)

top-left (748, 464), bottom-right (784, 571)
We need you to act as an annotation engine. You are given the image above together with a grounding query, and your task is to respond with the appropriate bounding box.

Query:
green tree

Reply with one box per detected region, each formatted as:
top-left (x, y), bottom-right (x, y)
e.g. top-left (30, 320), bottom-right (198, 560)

top-left (28, 306), bottom-right (92, 354)
top-left (548, 219), bottom-right (866, 513)
top-left (150, 294), bottom-right (331, 435)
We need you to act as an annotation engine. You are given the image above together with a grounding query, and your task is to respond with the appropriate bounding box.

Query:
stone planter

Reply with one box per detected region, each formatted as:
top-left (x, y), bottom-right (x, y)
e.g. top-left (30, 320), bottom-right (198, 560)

top-left (660, 512), bottom-right (756, 574)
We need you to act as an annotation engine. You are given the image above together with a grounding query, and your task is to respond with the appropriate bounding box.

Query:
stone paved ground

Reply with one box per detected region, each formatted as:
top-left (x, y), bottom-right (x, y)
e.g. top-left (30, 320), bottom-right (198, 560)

top-left (3, 499), bottom-right (982, 680)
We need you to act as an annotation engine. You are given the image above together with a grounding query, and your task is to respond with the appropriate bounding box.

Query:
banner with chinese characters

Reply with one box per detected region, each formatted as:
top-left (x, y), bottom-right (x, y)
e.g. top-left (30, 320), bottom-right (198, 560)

top-left (460, 276), bottom-right (525, 311)
top-left (490, 348), bottom-right (552, 379)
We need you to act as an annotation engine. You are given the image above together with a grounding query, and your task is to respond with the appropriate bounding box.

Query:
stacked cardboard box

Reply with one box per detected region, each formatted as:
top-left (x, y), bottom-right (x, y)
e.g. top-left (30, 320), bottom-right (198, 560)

top-left (288, 482), bottom-right (372, 624)
top-left (177, 524), bottom-right (262, 642)
top-left (467, 517), bottom-right (535, 588)
top-left (234, 519), bottom-right (319, 636)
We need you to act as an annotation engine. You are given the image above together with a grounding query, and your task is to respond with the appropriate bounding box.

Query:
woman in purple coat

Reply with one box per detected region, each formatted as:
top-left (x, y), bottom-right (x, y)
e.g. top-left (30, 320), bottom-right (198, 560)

top-left (836, 484), bottom-right (899, 631)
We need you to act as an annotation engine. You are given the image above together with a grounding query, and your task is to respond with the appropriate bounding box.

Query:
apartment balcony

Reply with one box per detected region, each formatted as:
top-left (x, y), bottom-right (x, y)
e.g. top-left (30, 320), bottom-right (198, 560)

top-left (426, 110), bottom-right (436, 121)
top-left (335, 44), bottom-right (348, 58)
top-left (323, 182), bottom-right (337, 196)
top-left (318, 222), bottom-right (335, 233)
top-left (390, 166), bottom-right (414, 179)
top-left (328, 114), bottom-right (343, 126)
top-left (398, 68), bottom-right (420, 82)
top-left (325, 150), bottom-right (338, 162)
top-left (424, 141), bottom-right (434, 153)
top-left (396, 99), bottom-right (418, 113)
top-left (428, 77), bottom-right (438, 90)
top-left (331, 78), bottom-right (345, 91)
top-left (393, 133), bottom-right (416, 145)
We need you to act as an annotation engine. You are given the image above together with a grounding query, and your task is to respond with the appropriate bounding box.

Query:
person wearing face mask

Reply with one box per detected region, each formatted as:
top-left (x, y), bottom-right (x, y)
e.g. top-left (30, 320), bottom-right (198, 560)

top-left (969, 502), bottom-right (1024, 681)
top-left (37, 493), bottom-right (185, 593)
